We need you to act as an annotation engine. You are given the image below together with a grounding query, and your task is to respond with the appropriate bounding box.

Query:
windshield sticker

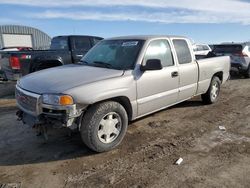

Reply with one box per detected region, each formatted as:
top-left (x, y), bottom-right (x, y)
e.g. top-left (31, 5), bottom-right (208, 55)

top-left (122, 41), bottom-right (138, 47)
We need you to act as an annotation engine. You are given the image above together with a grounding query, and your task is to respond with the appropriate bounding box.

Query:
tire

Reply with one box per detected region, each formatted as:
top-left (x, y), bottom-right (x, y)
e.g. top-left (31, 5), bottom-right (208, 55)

top-left (80, 101), bottom-right (128, 152)
top-left (201, 76), bottom-right (221, 104)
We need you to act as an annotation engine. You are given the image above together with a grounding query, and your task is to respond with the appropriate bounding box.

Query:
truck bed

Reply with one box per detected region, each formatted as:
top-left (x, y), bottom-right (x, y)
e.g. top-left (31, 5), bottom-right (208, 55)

top-left (196, 56), bottom-right (230, 95)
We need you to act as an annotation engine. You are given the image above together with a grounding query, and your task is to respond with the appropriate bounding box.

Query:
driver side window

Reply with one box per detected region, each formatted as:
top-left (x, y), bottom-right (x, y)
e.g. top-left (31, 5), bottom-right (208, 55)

top-left (144, 39), bottom-right (174, 67)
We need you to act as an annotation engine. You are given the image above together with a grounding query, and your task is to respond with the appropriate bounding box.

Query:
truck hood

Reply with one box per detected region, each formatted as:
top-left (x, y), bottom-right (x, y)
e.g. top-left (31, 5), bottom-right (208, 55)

top-left (18, 64), bottom-right (124, 94)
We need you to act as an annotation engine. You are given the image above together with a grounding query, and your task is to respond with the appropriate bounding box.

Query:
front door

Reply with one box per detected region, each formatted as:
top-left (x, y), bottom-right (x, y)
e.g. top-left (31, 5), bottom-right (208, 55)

top-left (137, 39), bottom-right (179, 116)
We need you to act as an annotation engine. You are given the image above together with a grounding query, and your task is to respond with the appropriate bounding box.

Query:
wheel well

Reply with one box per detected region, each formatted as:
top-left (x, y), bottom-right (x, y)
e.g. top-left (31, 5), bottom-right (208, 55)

top-left (89, 97), bottom-right (133, 121)
top-left (113, 97), bottom-right (132, 121)
top-left (33, 60), bottom-right (63, 72)
top-left (213, 71), bottom-right (223, 82)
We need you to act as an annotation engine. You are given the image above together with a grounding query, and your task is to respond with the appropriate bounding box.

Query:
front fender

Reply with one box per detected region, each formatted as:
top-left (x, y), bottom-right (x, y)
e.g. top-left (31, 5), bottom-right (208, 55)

top-left (63, 75), bottom-right (137, 117)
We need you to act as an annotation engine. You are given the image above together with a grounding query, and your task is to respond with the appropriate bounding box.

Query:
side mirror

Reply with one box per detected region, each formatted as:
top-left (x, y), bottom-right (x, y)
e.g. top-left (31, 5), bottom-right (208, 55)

top-left (141, 59), bottom-right (163, 71)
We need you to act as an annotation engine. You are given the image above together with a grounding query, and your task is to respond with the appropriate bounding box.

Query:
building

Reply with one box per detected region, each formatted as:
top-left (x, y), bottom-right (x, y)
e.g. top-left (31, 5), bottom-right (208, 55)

top-left (0, 25), bottom-right (51, 50)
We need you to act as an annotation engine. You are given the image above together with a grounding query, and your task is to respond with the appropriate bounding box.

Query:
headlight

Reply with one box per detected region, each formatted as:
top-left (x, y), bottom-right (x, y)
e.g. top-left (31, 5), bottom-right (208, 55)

top-left (42, 94), bottom-right (74, 106)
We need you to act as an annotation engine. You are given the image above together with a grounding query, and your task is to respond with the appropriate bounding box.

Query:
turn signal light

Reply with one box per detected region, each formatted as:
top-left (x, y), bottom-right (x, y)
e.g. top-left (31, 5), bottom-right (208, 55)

top-left (59, 95), bottom-right (74, 105)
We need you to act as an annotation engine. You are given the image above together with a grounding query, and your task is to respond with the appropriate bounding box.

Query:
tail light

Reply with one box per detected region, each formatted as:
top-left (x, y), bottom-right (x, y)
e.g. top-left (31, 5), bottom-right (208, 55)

top-left (9, 56), bottom-right (20, 70)
top-left (20, 54), bottom-right (31, 59)
top-left (234, 52), bottom-right (248, 57)
top-left (21, 54), bottom-right (28, 59)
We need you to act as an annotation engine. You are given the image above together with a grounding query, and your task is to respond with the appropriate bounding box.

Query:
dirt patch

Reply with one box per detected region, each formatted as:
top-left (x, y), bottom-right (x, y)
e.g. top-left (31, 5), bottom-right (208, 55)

top-left (0, 77), bottom-right (249, 188)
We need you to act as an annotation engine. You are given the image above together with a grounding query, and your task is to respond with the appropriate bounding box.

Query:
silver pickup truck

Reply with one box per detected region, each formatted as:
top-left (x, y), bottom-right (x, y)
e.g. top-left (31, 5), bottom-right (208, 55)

top-left (16, 35), bottom-right (230, 152)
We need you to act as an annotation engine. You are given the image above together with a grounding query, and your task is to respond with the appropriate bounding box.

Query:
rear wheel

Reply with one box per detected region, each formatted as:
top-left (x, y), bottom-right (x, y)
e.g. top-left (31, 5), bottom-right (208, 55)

top-left (80, 101), bottom-right (128, 152)
top-left (202, 76), bottom-right (221, 104)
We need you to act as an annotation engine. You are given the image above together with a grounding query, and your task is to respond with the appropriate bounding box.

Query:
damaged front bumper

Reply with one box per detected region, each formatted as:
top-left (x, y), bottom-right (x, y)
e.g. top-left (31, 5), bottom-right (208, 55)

top-left (16, 86), bottom-right (83, 129)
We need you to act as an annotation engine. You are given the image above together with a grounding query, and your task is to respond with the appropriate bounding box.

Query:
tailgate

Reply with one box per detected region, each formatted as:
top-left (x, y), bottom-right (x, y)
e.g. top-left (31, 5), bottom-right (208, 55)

top-left (20, 55), bottom-right (32, 76)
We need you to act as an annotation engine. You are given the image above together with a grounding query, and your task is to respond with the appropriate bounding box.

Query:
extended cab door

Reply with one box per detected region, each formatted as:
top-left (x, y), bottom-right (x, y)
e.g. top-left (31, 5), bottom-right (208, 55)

top-left (70, 36), bottom-right (92, 63)
top-left (172, 39), bottom-right (199, 101)
top-left (137, 39), bottom-right (179, 116)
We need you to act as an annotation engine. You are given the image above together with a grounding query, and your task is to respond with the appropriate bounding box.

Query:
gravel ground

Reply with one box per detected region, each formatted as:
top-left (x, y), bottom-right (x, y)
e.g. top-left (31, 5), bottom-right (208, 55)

top-left (0, 77), bottom-right (249, 188)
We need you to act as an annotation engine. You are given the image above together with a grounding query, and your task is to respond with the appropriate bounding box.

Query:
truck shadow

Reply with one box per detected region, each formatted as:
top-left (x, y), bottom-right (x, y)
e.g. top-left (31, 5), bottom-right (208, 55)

top-left (173, 99), bottom-right (203, 109)
top-left (0, 98), bottom-right (204, 166)
top-left (129, 98), bottom-right (203, 124)
top-left (229, 74), bottom-right (248, 80)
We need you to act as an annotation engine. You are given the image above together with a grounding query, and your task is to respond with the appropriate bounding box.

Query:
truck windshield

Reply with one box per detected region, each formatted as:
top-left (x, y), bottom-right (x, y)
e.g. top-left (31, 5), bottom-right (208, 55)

top-left (50, 37), bottom-right (69, 50)
top-left (80, 39), bottom-right (144, 70)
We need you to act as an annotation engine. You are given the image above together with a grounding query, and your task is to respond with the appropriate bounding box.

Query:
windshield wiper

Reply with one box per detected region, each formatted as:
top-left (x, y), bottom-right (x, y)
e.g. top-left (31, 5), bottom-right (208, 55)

top-left (93, 61), bottom-right (114, 69)
top-left (79, 60), bottom-right (89, 65)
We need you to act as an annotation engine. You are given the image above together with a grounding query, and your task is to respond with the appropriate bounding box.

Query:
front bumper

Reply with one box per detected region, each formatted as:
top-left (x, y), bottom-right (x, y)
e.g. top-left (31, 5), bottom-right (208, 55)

top-left (15, 85), bottom-right (83, 128)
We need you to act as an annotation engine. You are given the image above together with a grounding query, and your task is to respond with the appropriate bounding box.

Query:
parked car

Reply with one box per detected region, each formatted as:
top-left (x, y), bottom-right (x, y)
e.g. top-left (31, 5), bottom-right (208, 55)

top-left (193, 44), bottom-right (212, 59)
top-left (16, 35), bottom-right (230, 152)
top-left (0, 35), bottom-right (103, 81)
top-left (212, 43), bottom-right (250, 78)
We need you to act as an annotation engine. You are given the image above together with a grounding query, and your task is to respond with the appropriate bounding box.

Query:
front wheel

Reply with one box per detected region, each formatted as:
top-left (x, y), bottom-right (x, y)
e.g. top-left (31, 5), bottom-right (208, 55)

top-left (201, 76), bottom-right (221, 104)
top-left (80, 101), bottom-right (128, 152)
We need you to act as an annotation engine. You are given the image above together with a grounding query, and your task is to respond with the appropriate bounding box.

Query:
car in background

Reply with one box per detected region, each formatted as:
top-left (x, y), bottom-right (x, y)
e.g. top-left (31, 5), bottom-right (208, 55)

top-left (212, 43), bottom-right (250, 78)
top-left (193, 44), bottom-right (212, 60)
top-left (193, 44), bottom-right (211, 55)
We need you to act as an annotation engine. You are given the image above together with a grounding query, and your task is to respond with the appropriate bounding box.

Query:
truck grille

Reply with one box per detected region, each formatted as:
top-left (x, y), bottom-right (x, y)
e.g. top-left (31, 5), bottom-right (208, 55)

top-left (16, 87), bottom-right (38, 113)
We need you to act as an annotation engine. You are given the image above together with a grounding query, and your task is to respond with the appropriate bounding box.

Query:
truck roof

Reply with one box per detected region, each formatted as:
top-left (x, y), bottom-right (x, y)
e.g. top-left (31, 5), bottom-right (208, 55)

top-left (106, 35), bottom-right (187, 41)
top-left (54, 35), bottom-right (103, 39)
top-left (217, 42), bottom-right (250, 46)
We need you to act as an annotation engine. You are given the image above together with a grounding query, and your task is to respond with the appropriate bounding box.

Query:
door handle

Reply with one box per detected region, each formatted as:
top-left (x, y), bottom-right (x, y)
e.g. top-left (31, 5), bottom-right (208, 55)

top-left (76, 54), bottom-right (83, 57)
top-left (171, 71), bottom-right (179, 77)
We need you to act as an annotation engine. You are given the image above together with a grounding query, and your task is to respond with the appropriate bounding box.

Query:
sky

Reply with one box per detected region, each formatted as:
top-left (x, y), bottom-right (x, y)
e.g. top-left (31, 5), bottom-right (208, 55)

top-left (0, 0), bottom-right (250, 44)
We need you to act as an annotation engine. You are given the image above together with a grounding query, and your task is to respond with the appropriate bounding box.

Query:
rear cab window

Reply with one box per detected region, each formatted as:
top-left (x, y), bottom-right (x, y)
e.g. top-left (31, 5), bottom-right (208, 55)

top-left (173, 39), bottom-right (192, 64)
top-left (71, 37), bottom-right (92, 51)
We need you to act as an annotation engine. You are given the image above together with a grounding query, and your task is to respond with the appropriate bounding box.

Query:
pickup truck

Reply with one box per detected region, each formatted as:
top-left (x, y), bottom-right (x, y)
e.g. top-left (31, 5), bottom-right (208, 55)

top-left (15, 35), bottom-right (230, 152)
top-left (0, 35), bottom-right (103, 80)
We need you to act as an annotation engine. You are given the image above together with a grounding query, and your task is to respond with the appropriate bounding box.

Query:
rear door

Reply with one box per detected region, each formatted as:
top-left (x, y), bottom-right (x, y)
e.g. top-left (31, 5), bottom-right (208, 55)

top-left (70, 36), bottom-right (92, 63)
top-left (137, 39), bottom-right (179, 116)
top-left (172, 38), bottom-right (199, 101)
